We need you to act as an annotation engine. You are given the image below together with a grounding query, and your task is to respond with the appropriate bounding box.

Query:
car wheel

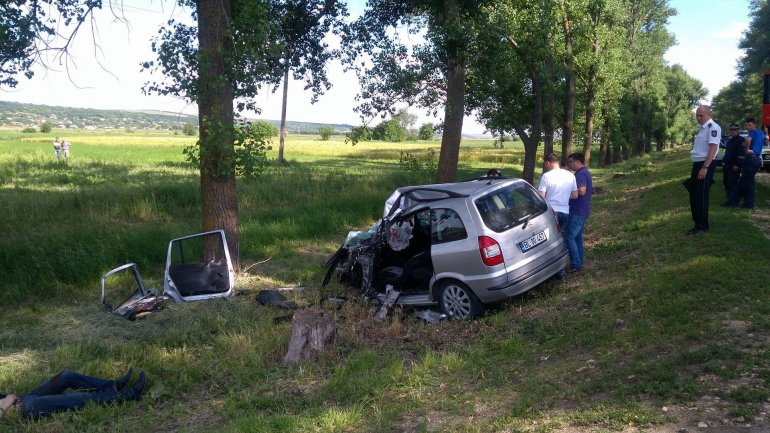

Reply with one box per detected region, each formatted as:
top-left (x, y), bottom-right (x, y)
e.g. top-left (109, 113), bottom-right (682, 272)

top-left (437, 280), bottom-right (484, 320)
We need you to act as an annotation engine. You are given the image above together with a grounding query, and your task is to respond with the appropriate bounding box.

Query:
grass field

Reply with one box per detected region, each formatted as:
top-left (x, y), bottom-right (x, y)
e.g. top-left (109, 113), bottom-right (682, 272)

top-left (1, 129), bottom-right (769, 432)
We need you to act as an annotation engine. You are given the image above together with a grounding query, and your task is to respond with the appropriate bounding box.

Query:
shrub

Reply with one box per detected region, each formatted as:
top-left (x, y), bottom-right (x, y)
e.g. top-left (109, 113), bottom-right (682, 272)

top-left (247, 120), bottom-right (278, 140)
top-left (372, 119), bottom-right (405, 142)
top-left (346, 126), bottom-right (372, 144)
top-left (318, 126), bottom-right (334, 141)
top-left (182, 122), bottom-right (197, 136)
top-left (39, 121), bottom-right (52, 133)
top-left (418, 123), bottom-right (434, 140)
top-left (398, 148), bottom-right (437, 180)
top-left (21, 127), bottom-right (37, 133)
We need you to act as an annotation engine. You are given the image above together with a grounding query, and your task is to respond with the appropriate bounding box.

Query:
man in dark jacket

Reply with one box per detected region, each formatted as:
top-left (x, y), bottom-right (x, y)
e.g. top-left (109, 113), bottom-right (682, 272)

top-left (721, 123), bottom-right (745, 207)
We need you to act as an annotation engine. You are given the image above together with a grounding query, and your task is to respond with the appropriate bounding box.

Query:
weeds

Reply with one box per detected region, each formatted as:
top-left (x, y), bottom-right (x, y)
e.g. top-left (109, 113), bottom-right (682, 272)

top-left (1, 131), bottom-right (769, 432)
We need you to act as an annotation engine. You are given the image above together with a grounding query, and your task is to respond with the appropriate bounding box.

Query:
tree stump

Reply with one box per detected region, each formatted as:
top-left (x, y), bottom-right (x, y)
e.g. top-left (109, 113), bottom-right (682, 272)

top-left (283, 310), bottom-right (336, 364)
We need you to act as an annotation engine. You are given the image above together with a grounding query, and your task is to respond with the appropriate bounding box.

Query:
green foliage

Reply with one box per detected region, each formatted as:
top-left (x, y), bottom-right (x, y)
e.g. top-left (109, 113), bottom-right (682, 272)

top-left (398, 148), bottom-right (437, 180)
top-left (182, 122), bottom-right (197, 136)
top-left (737, 0), bottom-right (770, 79)
top-left (345, 125), bottom-right (372, 144)
top-left (39, 121), bottom-right (52, 133)
top-left (2, 132), bottom-right (770, 432)
top-left (1, 1), bottom-right (106, 87)
top-left (372, 119), bottom-right (405, 142)
top-left (418, 123), bottom-right (434, 140)
top-left (318, 126), bottom-right (333, 141)
top-left (248, 120), bottom-right (279, 140)
top-left (21, 126), bottom-right (37, 133)
top-left (184, 120), bottom-right (272, 180)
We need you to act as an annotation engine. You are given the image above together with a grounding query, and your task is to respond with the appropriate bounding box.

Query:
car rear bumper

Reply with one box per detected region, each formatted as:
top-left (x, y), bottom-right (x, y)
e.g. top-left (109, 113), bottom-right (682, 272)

top-left (476, 246), bottom-right (568, 303)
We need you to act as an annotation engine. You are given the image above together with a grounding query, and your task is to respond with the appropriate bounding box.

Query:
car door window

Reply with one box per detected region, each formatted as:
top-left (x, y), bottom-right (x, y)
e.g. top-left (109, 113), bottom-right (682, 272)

top-left (431, 208), bottom-right (467, 244)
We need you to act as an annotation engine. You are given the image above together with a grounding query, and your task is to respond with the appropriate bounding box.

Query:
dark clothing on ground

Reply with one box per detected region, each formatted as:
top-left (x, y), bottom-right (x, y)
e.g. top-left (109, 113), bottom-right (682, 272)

top-left (14, 370), bottom-right (142, 418)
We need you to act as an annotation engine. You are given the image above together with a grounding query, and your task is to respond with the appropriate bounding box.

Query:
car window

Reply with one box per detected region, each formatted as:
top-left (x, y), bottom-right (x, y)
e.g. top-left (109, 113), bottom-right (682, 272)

top-left (475, 182), bottom-right (548, 232)
top-left (431, 208), bottom-right (467, 244)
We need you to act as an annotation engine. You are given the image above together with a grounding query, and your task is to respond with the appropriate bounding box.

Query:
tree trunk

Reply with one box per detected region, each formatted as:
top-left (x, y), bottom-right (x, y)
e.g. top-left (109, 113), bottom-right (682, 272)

top-left (278, 63), bottom-right (289, 163)
top-left (196, 0), bottom-right (240, 269)
top-left (517, 70), bottom-right (542, 185)
top-left (561, 6), bottom-right (575, 160)
top-left (283, 310), bottom-right (336, 364)
top-left (583, 70), bottom-right (595, 167)
top-left (543, 47), bottom-right (556, 170)
top-left (598, 97), bottom-right (610, 167)
top-left (436, 0), bottom-right (465, 183)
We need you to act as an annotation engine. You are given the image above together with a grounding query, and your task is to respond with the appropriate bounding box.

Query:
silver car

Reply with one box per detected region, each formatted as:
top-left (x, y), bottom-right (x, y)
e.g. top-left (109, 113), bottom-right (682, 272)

top-left (324, 176), bottom-right (568, 319)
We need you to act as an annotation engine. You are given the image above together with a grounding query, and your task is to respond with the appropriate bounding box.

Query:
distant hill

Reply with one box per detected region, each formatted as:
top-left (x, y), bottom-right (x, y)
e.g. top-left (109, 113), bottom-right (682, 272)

top-left (0, 101), bottom-right (355, 134)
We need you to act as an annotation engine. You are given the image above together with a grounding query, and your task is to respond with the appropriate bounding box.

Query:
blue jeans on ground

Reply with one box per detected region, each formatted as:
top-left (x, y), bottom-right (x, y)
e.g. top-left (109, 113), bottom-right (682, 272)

top-left (18, 370), bottom-right (122, 418)
top-left (564, 214), bottom-right (588, 270)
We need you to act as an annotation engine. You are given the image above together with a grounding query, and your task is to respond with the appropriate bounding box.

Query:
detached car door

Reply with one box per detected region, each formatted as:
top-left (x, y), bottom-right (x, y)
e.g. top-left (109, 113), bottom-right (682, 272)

top-left (163, 230), bottom-right (235, 302)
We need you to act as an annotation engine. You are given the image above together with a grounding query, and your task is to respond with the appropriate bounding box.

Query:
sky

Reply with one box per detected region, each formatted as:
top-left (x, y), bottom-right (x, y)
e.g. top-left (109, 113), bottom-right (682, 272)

top-left (0, 0), bottom-right (753, 135)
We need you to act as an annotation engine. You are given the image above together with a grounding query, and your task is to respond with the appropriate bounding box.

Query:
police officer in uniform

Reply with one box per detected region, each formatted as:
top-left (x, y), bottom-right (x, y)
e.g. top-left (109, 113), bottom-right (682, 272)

top-left (687, 105), bottom-right (721, 234)
top-left (721, 123), bottom-right (744, 207)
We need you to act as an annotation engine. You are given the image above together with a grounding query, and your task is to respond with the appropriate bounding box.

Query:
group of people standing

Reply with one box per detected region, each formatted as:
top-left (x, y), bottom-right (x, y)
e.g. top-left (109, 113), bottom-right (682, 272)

top-left (52, 137), bottom-right (71, 160)
top-left (686, 105), bottom-right (768, 235)
top-left (721, 117), bottom-right (766, 209)
top-left (537, 152), bottom-right (593, 274)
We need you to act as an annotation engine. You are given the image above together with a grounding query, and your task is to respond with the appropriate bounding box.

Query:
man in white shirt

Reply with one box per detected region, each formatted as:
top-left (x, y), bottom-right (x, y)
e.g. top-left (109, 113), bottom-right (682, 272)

top-left (537, 153), bottom-right (577, 232)
top-left (686, 105), bottom-right (721, 234)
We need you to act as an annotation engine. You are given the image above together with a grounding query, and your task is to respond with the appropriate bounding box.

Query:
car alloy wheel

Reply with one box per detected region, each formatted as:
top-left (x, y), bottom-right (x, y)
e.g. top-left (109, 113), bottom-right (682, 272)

top-left (438, 280), bottom-right (483, 320)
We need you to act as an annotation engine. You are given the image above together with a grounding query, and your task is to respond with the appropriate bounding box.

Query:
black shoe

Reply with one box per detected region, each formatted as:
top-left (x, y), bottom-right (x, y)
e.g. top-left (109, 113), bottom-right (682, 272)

top-left (114, 368), bottom-right (133, 391)
top-left (122, 372), bottom-right (146, 401)
top-left (740, 205), bottom-right (754, 209)
top-left (721, 202), bottom-right (736, 207)
top-left (685, 227), bottom-right (700, 235)
top-left (568, 267), bottom-right (581, 274)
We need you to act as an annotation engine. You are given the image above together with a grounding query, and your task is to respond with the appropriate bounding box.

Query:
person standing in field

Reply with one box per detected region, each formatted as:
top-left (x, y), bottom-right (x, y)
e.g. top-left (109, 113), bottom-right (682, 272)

top-left (61, 139), bottom-right (71, 158)
top-left (537, 153), bottom-right (577, 232)
top-left (686, 105), bottom-right (720, 234)
top-left (721, 123), bottom-right (744, 207)
top-left (564, 153), bottom-right (592, 273)
top-left (737, 117), bottom-right (765, 209)
top-left (52, 137), bottom-right (62, 161)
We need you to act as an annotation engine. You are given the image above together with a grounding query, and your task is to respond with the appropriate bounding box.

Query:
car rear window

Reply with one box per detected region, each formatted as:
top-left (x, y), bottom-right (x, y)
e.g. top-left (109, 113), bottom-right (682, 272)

top-left (474, 182), bottom-right (548, 232)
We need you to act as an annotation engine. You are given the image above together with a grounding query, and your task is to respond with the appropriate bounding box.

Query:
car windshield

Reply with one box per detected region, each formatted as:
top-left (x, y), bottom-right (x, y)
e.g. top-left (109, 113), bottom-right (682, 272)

top-left (474, 182), bottom-right (548, 232)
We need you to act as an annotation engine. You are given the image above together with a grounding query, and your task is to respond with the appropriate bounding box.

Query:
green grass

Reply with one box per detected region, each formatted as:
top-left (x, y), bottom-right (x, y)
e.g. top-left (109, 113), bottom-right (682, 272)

top-left (1, 129), bottom-right (769, 432)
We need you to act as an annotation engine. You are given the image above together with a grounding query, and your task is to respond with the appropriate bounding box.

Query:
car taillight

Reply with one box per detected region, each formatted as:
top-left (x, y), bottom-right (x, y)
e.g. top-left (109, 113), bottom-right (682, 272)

top-left (552, 209), bottom-right (561, 232)
top-left (478, 236), bottom-right (504, 266)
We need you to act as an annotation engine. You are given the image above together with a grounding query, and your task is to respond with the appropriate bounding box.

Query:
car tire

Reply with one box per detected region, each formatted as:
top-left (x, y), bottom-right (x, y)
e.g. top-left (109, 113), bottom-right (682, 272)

top-left (437, 280), bottom-right (484, 320)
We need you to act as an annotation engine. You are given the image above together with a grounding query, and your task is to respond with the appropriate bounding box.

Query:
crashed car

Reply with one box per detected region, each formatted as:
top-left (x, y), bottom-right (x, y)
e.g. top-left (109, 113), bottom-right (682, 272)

top-left (101, 230), bottom-right (235, 318)
top-left (323, 176), bottom-right (569, 319)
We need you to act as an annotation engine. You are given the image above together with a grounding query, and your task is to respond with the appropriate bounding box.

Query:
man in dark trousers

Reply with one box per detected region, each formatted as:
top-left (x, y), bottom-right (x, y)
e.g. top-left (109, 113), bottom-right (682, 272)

top-left (686, 105), bottom-right (720, 234)
top-left (737, 117), bottom-right (766, 209)
top-left (721, 123), bottom-right (745, 207)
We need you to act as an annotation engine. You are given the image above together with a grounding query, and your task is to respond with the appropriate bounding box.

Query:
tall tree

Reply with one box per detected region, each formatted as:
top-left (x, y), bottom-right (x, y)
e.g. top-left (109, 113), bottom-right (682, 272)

top-left (268, 0), bottom-right (347, 163)
top-left (619, 0), bottom-right (675, 157)
top-left (344, 0), bottom-right (491, 182)
top-left (144, 1), bottom-right (278, 269)
top-left (714, 0), bottom-right (769, 124)
top-left (0, 0), bottom-right (103, 88)
top-left (557, 0), bottom-right (578, 159)
top-left (467, 0), bottom-right (553, 184)
top-left (737, 0), bottom-right (770, 80)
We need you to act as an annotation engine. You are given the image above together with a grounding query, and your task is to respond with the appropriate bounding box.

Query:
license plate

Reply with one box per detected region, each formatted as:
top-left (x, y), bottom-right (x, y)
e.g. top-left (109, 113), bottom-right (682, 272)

top-left (519, 230), bottom-right (547, 252)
